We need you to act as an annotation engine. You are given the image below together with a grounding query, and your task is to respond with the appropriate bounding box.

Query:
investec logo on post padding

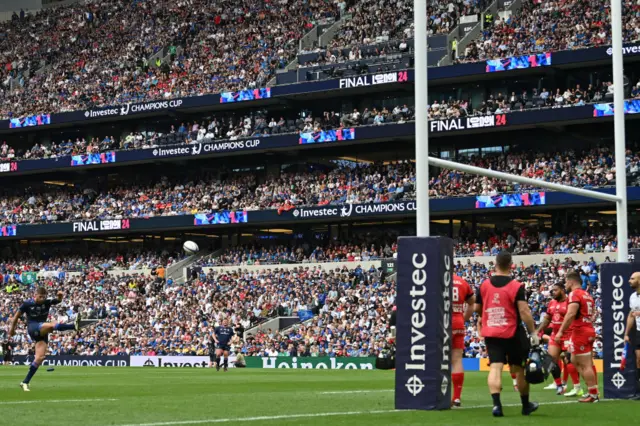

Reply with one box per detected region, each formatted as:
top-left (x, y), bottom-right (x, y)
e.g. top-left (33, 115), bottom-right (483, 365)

top-left (292, 201), bottom-right (416, 219)
top-left (609, 273), bottom-right (627, 389)
top-left (152, 140), bottom-right (261, 158)
top-left (260, 357), bottom-right (374, 370)
top-left (84, 100), bottom-right (184, 119)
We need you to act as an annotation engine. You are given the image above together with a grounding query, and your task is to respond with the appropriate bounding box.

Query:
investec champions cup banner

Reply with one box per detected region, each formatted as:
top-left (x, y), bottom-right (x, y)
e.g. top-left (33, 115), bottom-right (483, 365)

top-left (600, 262), bottom-right (638, 399)
top-left (395, 237), bottom-right (453, 411)
top-left (130, 356), bottom-right (209, 367)
top-left (11, 356), bottom-right (129, 367)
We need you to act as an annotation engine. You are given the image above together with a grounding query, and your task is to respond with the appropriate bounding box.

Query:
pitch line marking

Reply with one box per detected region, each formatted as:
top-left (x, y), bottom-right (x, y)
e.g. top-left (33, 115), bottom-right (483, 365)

top-left (108, 400), bottom-right (623, 426)
top-left (0, 398), bottom-right (119, 405)
top-left (320, 390), bottom-right (393, 394)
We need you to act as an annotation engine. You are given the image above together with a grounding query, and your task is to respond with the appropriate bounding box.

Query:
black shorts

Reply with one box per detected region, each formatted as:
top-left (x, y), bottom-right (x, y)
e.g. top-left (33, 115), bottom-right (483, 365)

top-left (485, 328), bottom-right (530, 367)
top-left (27, 322), bottom-right (49, 343)
top-left (3, 351), bottom-right (11, 362)
top-left (217, 344), bottom-right (231, 352)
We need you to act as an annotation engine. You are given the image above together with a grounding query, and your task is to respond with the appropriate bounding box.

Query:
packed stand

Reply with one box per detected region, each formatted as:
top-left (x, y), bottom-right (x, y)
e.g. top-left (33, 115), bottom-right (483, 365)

top-left (461, 0), bottom-right (639, 62)
top-left (1, 265), bottom-right (396, 357)
top-left (457, 257), bottom-right (605, 359)
top-left (3, 145), bottom-right (640, 225)
top-left (302, 0), bottom-right (489, 68)
top-left (197, 240), bottom-right (398, 266)
top-left (0, 162), bottom-right (416, 224)
top-left (0, 103), bottom-right (416, 162)
top-left (453, 224), bottom-right (632, 257)
top-left (428, 146), bottom-right (640, 198)
top-left (327, 0), bottom-right (487, 50)
top-left (243, 266), bottom-right (394, 357)
top-left (0, 0), bottom-right (339, 118)
top-left (0, 257), bottom-right (606, 358)
top-left (0, 250), bottom-right (183, 277)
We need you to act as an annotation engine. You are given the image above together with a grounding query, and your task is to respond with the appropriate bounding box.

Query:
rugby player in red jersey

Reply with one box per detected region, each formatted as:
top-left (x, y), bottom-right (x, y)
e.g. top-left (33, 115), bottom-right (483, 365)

top-left (451, 274), bottom-right (475, 407)
top-left (536, 282), bottom-right (582, 396)
top-left (555, 271), bottom-right (599, 403)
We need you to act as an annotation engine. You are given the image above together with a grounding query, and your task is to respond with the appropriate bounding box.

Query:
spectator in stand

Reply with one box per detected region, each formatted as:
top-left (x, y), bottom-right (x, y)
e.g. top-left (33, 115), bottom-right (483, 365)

top-left (0, 0), bottom-right (339, 119)
top-left (197, 240), bottom-right (398, 266)
top-left (461, 0), bottom-right (639, 62)
top-left (3, 146), bottom-right (640, 225)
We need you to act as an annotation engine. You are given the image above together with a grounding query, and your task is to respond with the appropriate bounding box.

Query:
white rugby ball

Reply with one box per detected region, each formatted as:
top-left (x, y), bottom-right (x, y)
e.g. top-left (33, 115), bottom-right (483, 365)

top-left (183, 241), bottom-right (199, 255)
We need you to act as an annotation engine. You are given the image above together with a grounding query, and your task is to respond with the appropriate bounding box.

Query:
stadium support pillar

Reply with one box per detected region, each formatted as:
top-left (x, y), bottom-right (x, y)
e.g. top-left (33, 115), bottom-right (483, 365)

top-left (611, 0), bottom-right (628, 263)
top-left (414, 0), bottom-right (429, 237)
top-left (395, 237), bottom-right (453, 410)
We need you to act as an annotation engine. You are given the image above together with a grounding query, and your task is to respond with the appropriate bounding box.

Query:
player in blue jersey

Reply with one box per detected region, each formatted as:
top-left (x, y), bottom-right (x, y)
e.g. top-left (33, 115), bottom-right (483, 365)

top-left (8, 287), bottom-right (81, 391)
top-left (213, 319), bottom-right (235, 372)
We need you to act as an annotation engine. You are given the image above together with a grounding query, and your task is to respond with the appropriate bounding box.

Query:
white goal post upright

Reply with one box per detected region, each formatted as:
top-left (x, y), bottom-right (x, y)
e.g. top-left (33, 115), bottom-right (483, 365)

top-left (414, 0), bottom-right (430, 237)
top-left (611, 0), bottom-right (629, 263)
top-left (404, 2), bottom-right (629, 409)
top-left (413, 0), bottom-right (629, 260)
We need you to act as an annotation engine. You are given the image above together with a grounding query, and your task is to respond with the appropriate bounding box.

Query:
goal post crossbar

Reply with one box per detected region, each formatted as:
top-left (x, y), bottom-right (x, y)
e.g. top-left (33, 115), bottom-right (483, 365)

top-left (427, 156), bottom-right (622, 204)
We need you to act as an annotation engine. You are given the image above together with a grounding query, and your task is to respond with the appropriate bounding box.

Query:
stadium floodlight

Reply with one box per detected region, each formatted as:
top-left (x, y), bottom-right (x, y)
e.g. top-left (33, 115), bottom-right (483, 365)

top-left (414, 0), bottom-right (429, 237)
top-left (611, 0), bottom-right (628, 263)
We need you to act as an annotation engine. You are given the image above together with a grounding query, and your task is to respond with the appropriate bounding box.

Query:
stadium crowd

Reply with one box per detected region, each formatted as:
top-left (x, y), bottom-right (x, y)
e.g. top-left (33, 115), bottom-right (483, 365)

top-left (0, 0), bottom-right (339, 118)
top-left (307, 0), bottom-right (489, 64)
top-left (429, 146), bottom-right (638, 197)
top-left (0, 249), bottom-right (182, 277)
top-left (461, 0), bottom-right (640, 62)
top-left (2, 147), bottom-right (640, 224)
top-left (197, 241), bottom-right (398, 266)
top-left (427, 82), bottom-right (620, 120)
top-left (0, 162), bottom-right (416, 224)
top-left (1, 265), bottom-right (394, 358)
top-left (0, 255), bottom-right (606, 359)
top-left (0, 104), bottom-right (416, 161)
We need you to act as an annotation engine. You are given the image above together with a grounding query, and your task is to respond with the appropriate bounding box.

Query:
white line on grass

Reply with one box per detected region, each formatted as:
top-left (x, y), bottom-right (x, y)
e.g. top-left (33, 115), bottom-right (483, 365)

top-left (110, 410), bottom-right (399, 426)
top-left (320, 390), bottom-right (393, 394)
top-left (108, 399), bottom-right (623, 426)
top-left (0, 398), bottom-right (118, 405)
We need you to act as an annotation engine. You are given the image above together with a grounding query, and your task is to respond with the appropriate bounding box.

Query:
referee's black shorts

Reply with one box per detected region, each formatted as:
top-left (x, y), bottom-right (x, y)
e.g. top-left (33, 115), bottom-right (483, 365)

top-left (485, 328), bottom-right (530, 367)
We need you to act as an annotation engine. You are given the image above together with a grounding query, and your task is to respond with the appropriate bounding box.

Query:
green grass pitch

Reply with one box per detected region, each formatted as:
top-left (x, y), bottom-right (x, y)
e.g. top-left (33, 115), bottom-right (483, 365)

top-left (0, 367), bottom-right (637, 426)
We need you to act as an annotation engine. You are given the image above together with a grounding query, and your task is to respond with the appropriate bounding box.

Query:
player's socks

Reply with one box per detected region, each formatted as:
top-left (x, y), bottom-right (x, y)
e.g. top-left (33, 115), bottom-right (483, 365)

top-left (557, 359), bottom-right (564, 385)
top-left (452, 373), bottom-right (464, 401)
top-left (511, 373), bottom-right (517, 390)
top-left (562, 363), bottom-right (570, 384)
top-left (215, 357), bottom-right (221, 370)
top-left (223, 357), bottom-right (228, 370)
top-left (491, 393), bottom-right (503, 417)
top-left (54, 323), bottom-right (75, 332)
top-left (23, 361), bottom-right (39, 384)
top-left (566, 363), bottom-right (580, 386)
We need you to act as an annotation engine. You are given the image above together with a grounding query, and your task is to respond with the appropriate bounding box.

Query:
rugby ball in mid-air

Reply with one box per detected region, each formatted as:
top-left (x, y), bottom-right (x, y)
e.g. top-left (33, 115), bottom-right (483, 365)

top-left (183, 241), bottom-right (199, 255)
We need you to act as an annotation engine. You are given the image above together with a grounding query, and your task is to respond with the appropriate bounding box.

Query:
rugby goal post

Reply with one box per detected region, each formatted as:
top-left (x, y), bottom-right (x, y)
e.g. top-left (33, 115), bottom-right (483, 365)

top-left (398, 0), bottom-right (630, 410)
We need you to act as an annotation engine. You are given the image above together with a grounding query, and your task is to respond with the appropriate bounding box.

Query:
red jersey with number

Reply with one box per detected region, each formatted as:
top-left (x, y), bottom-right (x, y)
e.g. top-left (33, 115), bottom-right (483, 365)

top-left (568, 288), bottom-right (595, 333)
top-left (547, 298), bottom-right (568, 334)
top-left (452, 275), bottom-right (474, 331)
